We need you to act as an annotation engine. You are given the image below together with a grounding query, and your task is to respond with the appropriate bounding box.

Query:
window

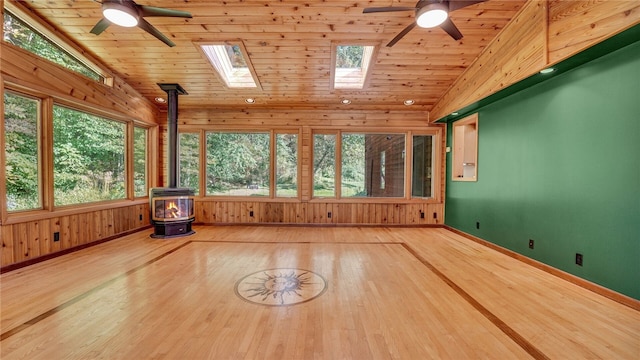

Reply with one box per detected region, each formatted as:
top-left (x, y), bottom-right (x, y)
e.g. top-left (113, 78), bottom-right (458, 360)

top-left (3, 10), bottom-right (104, 82)
top-left (412, 135), bottom-right (434, 198)
top-left (133, 126), bottom-right (148, 197)
top-left (341, 133), bottom-right (405, 198)
top-left (206, 132), bottom-right (270, 196)
top-left (179, 132), bottom-right (200, 195)
top-left (276, 133), bottom-right (298, 197)
top-left (200, 43), bottom-right (259, 88)
top-left (332, 44), bottom-right (376, 89)
top-left (53, 105), bottom-right (126, 206)
top-left (4, 91), bottom-right (42, 211)
top-left (313, 134), bottom-right (336, 197)
top-left (452, 114), bottom-right (478, 181)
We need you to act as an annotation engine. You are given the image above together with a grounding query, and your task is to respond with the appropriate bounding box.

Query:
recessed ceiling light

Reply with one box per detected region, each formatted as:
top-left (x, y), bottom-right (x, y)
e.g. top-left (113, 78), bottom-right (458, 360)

top-left (451, 112), bottom-right (459, 116)
top-left (404, 99), bottom-right (415, 106)
top-left (155, 97), bottom-right (166, 103)
top-left (245, 98), bottom-right (255, 104)
top-left (341, 99), bottom-right (352, 105)
top-left (540, 67), bottom-right (556, 74)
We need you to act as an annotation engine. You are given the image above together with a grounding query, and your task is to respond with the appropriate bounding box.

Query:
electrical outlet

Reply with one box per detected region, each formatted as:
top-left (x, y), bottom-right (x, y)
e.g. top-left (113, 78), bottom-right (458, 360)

top-left (420, 211), bottom-right (425, 219)
top-left (433, 212), bottom-right (437, 219)
top-left (139, 214), bottom-right (143, 221)
top-left (476, 221), bottom-right (480, 229)
top-left (529, 239), bottom-right (534, 249)
top-left (327, 212), bottom-right (332, 219)
top-left (576, 253), bottom-right (583, 266)
top-left (53, 232), bottom-right (60, 242)
top-left (249, 210), bottom-right (254, 217)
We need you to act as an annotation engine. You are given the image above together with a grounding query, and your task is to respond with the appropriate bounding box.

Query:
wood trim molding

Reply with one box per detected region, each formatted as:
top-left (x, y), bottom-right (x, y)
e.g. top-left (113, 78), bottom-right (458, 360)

top-left (444, 226), bottom-right (640, 311)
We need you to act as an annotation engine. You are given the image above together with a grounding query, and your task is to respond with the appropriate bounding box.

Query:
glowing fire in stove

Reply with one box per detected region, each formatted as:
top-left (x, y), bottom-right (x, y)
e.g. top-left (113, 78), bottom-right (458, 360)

top-left (166, 201), bottom-right (181, 218)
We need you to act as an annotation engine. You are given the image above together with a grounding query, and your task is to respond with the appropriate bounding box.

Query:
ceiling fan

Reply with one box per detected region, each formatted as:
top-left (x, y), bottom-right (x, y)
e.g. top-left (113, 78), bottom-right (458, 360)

top-left (90, 0), bottom-right (192, 47)
top-left (363, 0), bottom-right (486, 47)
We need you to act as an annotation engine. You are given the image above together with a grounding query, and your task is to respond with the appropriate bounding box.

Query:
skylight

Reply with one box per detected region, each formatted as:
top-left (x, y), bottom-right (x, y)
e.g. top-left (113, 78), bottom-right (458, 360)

top-left (200, 43), bottom-right (258, 88)
top-left (333, 45), bottom-right (376, 90)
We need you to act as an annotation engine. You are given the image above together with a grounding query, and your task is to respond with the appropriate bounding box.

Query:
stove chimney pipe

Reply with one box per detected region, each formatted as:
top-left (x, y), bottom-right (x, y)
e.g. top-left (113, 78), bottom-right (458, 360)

top-left (158, 83), bottom-right (187, 188)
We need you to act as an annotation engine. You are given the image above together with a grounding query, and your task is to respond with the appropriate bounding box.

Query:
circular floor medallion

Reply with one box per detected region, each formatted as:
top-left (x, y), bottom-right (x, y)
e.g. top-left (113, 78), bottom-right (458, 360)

top-left (235, 268), bottom-right (327, 306)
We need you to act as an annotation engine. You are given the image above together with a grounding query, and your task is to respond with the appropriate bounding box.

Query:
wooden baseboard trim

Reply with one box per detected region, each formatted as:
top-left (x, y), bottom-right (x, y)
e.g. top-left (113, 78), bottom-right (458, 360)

top-left (0, 226), bottom-right (152, 274)
top-left (444, 226), bottom-right (640, 311)
top-left (194, 222), bottom-right (445, 228)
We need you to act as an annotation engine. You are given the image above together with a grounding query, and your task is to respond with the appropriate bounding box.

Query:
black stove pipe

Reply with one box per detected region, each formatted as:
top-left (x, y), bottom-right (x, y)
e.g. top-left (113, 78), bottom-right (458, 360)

top-left (158, 83), bottom-right (187, 188)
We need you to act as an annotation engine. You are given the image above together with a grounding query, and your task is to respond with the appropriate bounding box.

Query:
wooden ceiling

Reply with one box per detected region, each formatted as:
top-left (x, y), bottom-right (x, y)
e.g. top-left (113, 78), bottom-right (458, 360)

top-left (14, 0), bottom-right (528, 112)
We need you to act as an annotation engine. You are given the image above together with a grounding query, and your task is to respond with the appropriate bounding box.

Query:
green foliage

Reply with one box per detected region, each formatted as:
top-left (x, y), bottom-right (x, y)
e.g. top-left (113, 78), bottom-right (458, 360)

top-left (3, 12), bottom-right (101, 81)
top-left (179, 133), bottom-right (200, 194)
top-left (4, 92), bottom-right (40, 211)
top-left (336, 45), bottom-right (364, 68)
top-left (313, 134), bottom-right (336, 196)
top-left (133, 127), bottom-right (148, 197)
top-left (206, 132), bottom-right (270, 195)
top-left (53, 106), bottom-right (126, 206)
top-left (276, 134), bottom-right (298, 195)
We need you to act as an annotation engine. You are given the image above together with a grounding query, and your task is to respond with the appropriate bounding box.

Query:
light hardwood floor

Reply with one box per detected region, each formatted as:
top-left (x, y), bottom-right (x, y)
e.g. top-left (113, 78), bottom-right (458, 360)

top-left (1, 226), bottom-right (638, 359)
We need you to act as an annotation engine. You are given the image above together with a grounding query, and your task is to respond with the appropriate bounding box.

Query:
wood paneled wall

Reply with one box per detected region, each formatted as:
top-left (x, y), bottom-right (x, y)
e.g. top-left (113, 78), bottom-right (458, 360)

top-left (1, 203), bottom-right (150, 268)
top-left (196, 201), bottom-right (443, 225)
top-left (430, 0), bottom-right (640, 121)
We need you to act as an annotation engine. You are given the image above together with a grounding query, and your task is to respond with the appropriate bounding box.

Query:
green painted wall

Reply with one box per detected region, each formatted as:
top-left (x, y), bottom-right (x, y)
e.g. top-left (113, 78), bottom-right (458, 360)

top-left (445, 40), bottom-right (640, 300)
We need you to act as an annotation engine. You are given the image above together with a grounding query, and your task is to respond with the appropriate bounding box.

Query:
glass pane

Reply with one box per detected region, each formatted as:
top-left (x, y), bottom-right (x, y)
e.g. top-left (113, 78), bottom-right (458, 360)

top-left (276, 133), bottom-right (298, 197)
top-left (179, 133), bottom-right (200, 195)
top-left (206, 132), bottom-right (270, 196)
top-left (133, 127), bottom-right (147, 197)
top-left (342, 133), bottom-right (405, 198)
top-left (313, 134), bottom-right (336, 197)
top-left (53, 106), bottom-right (125, 206)
top-left (3, 12), bottom-right (102, 81)
top-left (334, 45), bottom-right (375, 89)
top-left (4, 92), bottom-right (41, 211)
top-left (200, 44), bottom-right (257, 88)
top-left (412, 135), bottom-right (434, 198)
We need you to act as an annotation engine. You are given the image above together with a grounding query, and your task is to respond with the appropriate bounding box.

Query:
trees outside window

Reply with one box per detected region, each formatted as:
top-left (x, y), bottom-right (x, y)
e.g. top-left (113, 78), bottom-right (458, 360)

top-left (313, 134), bottom-right (336, 197)
top-left (53, 105), bottom-right (125, 206)
top-left (179, 132), bottom-right (200, 194)
top-left (3, 11), bottom-right (102, 82)
top-left (206, 132), bottom-right (270, 196)
top-left (276, 133), bottom-right (298, 197)
top-left (4, 91), bottom-right (41, 211)
top-left (133, 126), bottom-right (148, 197)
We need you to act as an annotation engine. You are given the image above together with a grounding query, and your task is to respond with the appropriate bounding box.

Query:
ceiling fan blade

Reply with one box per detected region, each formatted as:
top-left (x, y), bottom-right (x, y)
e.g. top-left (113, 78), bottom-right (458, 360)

top-left (363, 7), bottom-right (417, 13)
top-left (440, 18), bottom-right (463, 40)
top-left (137, 18), bottom-right (176, 47)
top-left (387, 22), bottom-right (417, 47)
top-left (138, 5), bottom-right (192, 18)
top-left (447, 0), bottom-right (487, 12)
top-left (90, 18), bottom-right (111, 35)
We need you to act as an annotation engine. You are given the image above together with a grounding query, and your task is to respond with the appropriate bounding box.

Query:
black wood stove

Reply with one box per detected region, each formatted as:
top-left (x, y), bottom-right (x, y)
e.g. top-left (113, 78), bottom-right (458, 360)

top-left (150, 187), bottom-right (195, 238)
top-left (151, 83), bottom-right (195, 238)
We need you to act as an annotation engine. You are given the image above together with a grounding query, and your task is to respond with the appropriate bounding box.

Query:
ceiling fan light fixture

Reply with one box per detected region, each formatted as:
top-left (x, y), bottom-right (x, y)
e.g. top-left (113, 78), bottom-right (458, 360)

top-left (416, 3), bottom-right (448, 28)
top-left (103, 2), bottom-right (139, 27)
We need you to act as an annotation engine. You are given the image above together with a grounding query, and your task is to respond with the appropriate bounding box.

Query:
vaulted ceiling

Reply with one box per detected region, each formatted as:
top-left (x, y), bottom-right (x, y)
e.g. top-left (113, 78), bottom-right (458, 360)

top-left (14, 0), bottom-right (527, 112)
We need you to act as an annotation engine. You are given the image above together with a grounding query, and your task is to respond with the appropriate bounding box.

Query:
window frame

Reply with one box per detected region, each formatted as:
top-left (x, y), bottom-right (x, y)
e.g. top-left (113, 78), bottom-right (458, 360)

top-left (196, 128), bottom-right (302, 200)
top-left (2, 81), bottom-right (155, 225)
top-left (131, 125), bottom-right (150, 198)
top-left (310, 128), bottom-right (443, 203)
top-left (3, 2), bottom-right (113, 86)
top-left (3, 88), bottom-right (45, 213)
top-left (51, 103), bottom-right (128, 207)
